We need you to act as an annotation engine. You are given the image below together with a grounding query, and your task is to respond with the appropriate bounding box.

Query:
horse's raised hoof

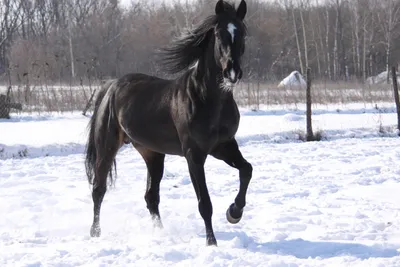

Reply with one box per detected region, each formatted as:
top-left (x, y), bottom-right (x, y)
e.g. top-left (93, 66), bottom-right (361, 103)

top-left (90, 224), bottom-right (101, 237)
top-left (226, 203), bottom-right (243, 224)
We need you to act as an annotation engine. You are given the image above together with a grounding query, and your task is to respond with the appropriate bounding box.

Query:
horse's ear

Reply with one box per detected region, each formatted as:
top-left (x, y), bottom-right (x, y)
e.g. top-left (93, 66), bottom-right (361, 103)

top-left (215, 0), bottom-right (224, 15)
top-left (236, 0), bottom-right (247, 20)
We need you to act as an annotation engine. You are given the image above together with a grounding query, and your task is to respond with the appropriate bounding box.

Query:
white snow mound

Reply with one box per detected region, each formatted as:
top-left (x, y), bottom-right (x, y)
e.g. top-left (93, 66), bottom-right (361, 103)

top-left (278, 70), bottom-right (307, 89)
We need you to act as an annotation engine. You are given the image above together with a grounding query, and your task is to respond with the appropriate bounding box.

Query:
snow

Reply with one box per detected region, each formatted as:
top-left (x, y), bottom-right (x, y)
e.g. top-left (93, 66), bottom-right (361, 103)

top-left (366, 70), bottom-right (400, 85)
top-left (1, 102), bottom-right (400, 266)
top-left (277, 70), bottom-right (307, 89)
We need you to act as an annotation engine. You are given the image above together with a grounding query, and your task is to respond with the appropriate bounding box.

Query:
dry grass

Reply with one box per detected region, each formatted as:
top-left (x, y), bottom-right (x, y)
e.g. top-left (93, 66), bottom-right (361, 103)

top-left (1, 83), bottom-right (97, 114)
top-left (296, 129), bottom-right (325, 142)
top-left (234, 80), bottom-right (395, 109)
top-left (0, 79), bottom-right (396, 114)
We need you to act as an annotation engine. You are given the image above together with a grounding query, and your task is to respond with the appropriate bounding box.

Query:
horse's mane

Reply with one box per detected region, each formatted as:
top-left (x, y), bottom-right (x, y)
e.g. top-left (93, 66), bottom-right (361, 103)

top-left (158, 2), bottom-right (241, 74)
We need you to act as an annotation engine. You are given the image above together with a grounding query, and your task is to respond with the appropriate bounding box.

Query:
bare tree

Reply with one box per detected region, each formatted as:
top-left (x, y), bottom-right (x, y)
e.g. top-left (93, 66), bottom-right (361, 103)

top-left (376, 0), bottom-right (400, 83)
top-left (0, 0), bottom-right (23, 76)
top-left (2, 0), bottom-right (400, 86)
top-left (288, 0), bottom-right (305, 74)
top-left (299, 0), bottom-right (309, 69)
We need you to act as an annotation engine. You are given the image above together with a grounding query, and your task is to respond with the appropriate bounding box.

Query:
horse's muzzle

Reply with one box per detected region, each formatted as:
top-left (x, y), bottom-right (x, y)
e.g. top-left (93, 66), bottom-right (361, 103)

top-left (223, 67), bottom-right (242, 85)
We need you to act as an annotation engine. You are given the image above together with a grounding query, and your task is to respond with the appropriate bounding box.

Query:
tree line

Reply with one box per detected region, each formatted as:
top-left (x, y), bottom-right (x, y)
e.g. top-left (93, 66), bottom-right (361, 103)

top-left (1, 0), bottom-right (400, 87)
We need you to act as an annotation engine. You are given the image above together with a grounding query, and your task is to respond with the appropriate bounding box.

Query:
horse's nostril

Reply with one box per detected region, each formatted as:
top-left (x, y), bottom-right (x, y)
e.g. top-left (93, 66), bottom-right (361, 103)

top-left (223, 68), bottom-right (240, 84)
top-left (223, 69), bottom-right (230, 79)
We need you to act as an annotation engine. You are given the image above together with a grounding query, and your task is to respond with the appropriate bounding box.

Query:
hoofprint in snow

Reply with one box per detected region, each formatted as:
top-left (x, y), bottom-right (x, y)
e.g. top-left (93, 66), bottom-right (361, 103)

top-left (1, 102), bottom-right (400, 266)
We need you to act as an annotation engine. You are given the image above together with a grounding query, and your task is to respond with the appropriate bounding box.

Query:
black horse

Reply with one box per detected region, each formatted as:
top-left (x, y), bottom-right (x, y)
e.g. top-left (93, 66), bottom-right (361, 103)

top-left (85, 0), bottom-right (252, 246)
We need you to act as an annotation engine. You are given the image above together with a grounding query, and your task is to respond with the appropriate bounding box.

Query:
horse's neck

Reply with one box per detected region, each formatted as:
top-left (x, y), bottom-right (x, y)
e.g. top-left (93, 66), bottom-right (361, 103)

top-left (191, 42), bottom-right (224, 100)
top-left (187, 62), bottom-right (229, 124)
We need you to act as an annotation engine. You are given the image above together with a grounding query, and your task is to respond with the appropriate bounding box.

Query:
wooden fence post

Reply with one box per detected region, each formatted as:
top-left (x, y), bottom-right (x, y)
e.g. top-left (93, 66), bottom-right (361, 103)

top-left (306, 67), bottom-right (314, 141)
top-left (392, 66), bottom-right (400, 135)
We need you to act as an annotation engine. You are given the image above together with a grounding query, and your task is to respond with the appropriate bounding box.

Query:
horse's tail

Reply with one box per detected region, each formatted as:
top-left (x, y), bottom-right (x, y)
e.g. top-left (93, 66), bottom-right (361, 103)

top-left (85, 79), bottom-right (119, 187)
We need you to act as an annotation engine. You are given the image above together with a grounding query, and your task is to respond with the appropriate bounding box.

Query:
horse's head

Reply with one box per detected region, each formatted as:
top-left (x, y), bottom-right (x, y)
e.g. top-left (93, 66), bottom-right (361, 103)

top-left (213, 0), bottom-right (247, 88)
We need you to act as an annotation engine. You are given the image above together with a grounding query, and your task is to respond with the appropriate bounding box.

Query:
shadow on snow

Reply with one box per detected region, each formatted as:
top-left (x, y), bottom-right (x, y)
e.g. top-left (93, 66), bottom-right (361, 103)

top-left (213, 231), bottom-right (400, 259)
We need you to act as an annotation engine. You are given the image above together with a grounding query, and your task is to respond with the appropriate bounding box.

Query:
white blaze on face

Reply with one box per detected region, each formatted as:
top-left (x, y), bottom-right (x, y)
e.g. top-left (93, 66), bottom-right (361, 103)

top-left (230, 69), bottom-right (235, 81)
top-left (227, 23), bottom-right (237, 43)
top-left (227, 23), bottom-right (237, 83)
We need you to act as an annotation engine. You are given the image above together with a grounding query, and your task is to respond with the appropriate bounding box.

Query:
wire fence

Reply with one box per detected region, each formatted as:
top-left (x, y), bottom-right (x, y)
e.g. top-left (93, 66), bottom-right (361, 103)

top-left (0, 79), bottom-right (396, 117)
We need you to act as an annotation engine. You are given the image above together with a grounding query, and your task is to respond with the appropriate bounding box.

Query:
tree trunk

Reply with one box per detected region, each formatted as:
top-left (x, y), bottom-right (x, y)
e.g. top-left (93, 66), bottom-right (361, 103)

top-left (325, 5), bottom-right (331, 79)
top-left (362, 11), bottom-right (367, 81)
top-left (386, 43), bottom-right (391, 84)
top-left (299, 5), bottom-right (308, 68)
top-left (391, 66), bottom-right (400, 134)
top-left (68, 8), bottom-right (75, 79)
top-left (292, 6), bottom-right (304, 74)
top-left (306, 67), bottom-right (314, 141)
top-left (333, 3), bottom-right (339, 80)
top-left (354, 1), bottom-right (361, 78)
top-left (316, 0), bottom-right (325, 77)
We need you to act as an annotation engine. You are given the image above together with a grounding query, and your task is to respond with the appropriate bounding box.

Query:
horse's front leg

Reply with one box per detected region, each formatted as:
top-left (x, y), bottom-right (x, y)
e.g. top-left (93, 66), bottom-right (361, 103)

top-left (184, 145), bottom-right (217, 246)
top-left (211, 138), bottom-right (253, 224)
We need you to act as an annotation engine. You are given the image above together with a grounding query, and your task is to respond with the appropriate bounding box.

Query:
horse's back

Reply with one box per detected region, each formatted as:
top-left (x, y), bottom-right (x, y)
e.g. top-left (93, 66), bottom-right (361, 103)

top-left (114, 72), bottom-right (173, 104)
top-left (117, 73), bottom-right (170, 89)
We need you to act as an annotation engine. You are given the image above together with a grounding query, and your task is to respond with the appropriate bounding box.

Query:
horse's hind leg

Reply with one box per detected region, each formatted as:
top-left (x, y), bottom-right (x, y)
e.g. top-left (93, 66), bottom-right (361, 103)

top-left (211, 139), bottom-right (253, 224)
top-left (90, 144), bottom-right (120, 237)
top-left (135, 146), bottom-right (165, 228)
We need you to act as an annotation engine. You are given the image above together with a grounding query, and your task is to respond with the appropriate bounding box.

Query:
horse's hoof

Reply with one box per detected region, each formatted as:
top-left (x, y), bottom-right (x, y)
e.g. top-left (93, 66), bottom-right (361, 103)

top-left (154, 218), bottom-right (164, 229)
top-left (226, 203), bottom-right (242, 224)
top-left (151, 214), bottom-right (164, 229)
top-left (207, 240), bottom-right (218, 247)
top-left (90, 225), bottom-right (101, 237)
top-left (206, 236), bottom-right (218, 246)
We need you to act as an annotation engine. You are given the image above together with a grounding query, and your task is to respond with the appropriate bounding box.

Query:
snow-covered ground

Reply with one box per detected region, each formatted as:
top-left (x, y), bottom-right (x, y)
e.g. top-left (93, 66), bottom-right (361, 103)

top-left (1, 102), bottom-right (400, 266)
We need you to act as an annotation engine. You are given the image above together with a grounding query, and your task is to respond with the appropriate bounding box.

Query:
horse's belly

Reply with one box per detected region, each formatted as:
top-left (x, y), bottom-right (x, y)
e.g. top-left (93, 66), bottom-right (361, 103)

top-left (218, 124), bottom-right (238, 141)
top-left (133, 136), bottom-right (182, 155)
top-left (121, 116), bottom-right (183, 156)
